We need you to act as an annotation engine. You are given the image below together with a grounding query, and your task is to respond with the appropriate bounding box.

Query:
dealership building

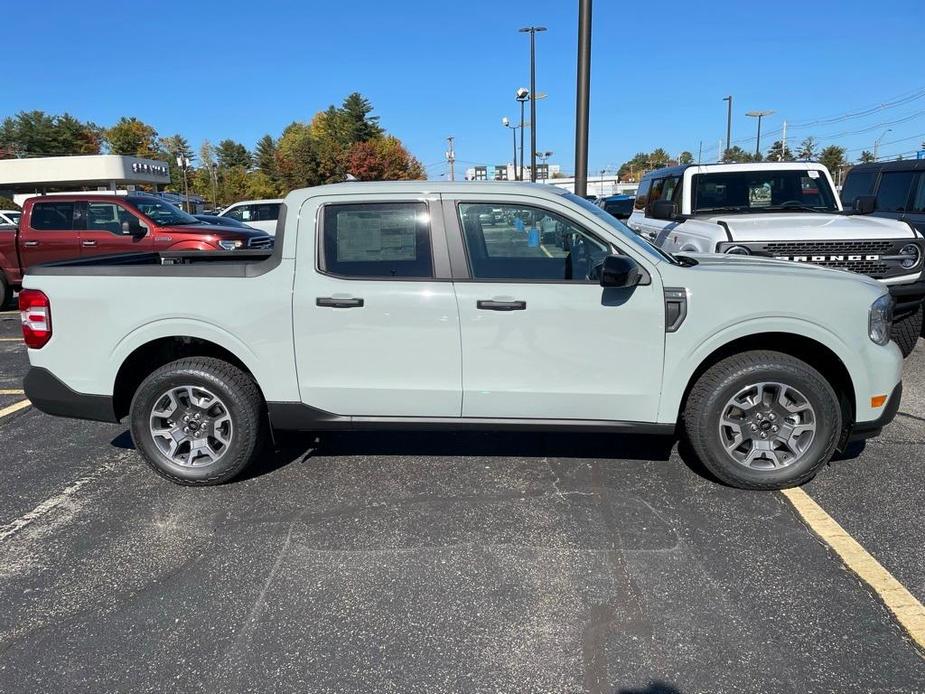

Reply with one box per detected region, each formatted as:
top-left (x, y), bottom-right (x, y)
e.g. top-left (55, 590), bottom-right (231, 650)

top-left (0, 154), bottom-right (172, 207)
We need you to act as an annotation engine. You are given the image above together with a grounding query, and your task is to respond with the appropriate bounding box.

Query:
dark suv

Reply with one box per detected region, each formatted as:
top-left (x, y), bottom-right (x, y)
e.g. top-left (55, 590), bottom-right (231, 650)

top-left (841, 159), bottom-right (925, 232)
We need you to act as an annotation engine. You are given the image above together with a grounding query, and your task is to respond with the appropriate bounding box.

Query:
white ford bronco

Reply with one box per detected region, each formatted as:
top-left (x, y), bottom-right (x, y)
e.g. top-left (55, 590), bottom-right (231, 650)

top-left (21, 181), bottom-right (902, 490)
top-left (627, 162), bottom-right (925, 356)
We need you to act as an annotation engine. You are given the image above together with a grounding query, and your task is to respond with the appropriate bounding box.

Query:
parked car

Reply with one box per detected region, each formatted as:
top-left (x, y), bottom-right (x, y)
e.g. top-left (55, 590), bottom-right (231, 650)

top-left (22, 181), bottom-right (901, 491)
top-left (193, 214), bottom-right (258, 230)
top-left (217, 199), bottom-right (283, 235)
top-left (596, 194), bottom-right (634, 220)
top-left (841, 159), bottom-right (925, 235)
top-left (0, 210), bottom-right (21, 226)
top-left (0, 194), bottom-right (273, 306)
top-left (628, 162), bottom-right (925, 356)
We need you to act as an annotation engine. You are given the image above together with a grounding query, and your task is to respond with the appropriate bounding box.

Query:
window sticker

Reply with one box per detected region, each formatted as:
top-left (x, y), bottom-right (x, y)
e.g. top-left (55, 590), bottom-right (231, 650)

top-left (807, 170), bottom-right (819, 179)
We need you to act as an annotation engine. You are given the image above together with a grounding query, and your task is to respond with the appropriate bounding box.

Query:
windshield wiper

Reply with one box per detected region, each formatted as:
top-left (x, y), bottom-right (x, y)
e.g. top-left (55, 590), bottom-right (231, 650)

top-left (763, 204), bottom-right (828, 213)
top-left (694, 206), bottom-right (752, 214)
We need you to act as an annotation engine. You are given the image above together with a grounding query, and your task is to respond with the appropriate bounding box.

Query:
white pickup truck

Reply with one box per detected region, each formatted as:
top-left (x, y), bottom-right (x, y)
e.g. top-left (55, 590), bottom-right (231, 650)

top-left (627, 162), bottom-right (925, 356)
top-left (21, 182), bottom-right (902, 490)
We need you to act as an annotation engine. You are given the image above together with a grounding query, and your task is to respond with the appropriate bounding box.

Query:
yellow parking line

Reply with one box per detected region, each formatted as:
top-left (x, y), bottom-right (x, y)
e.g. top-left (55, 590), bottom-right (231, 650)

top-left (0, 399), bottom-right (30, 418)
top-left (782, 487), bottom-right (925, 649)
top-left (0, 311), bottom-right (18, 316)
top-left (0, 389), bottom-right (24, 395)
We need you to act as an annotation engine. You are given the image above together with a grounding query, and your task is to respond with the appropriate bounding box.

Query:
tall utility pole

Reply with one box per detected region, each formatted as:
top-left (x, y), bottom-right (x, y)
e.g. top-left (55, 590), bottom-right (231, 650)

top-left (520, 26), bottom-right (547, 182)
top-left (445, 136), bottom-right (455, 182)
top-left (746, 110), bottom-right (775, 157)
top-left (722, 95), bottom-right (732, 159)
top-left (874, 128), bottom-right (892, 161)
top-left (574, 0), bottom-right (592, 197)
top-left (781, 120), bottom-right (787, 160)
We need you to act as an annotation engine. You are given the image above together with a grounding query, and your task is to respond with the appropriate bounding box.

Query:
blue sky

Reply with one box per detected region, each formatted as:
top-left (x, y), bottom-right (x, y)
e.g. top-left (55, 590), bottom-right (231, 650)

top-left (5, 0), bottom-right (925, 177)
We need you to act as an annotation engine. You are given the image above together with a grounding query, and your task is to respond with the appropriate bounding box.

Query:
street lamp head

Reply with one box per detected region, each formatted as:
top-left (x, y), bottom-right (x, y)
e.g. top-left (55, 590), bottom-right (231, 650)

top-left (745, 110), bottom-right (775, 118)
top-left (516, 87), bottom-right (530, 101)
top-left (502, 116), bottom-right (510, 127)
top-left (519, 26), bottom-right (547, 32)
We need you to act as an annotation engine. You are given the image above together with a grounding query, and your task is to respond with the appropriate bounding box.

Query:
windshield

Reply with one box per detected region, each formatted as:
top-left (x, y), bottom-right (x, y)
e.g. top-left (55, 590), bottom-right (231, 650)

top-left (565, 192), bottom-right (676, 264)
top-left (129, 198), bottom-right (199, 225)
top-left (691, 169), bottom-right (838, 214)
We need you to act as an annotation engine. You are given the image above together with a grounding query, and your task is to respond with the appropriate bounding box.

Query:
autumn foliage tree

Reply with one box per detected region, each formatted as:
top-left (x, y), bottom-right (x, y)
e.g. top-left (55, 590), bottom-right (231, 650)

top-left (345, 136), bottom-right (424, 181)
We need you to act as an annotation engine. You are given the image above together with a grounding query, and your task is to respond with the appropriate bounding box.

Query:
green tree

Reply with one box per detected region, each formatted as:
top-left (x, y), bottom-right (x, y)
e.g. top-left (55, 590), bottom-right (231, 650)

top-left (275, 122), bottom-right (321, 190)
top-left (819, 145), bottom-right (846, 175)
top-left (648, 148), bottom-right (670, 169)
top-left (0, 111), bottom-right (101, 156)
top-left (798, 136), bottom-right (817, 161)
top-left (766, 140), bottom-right (793, 161)
top-left (858, 150), bottom-right (875, 163)
top-left (215, 139), bottom-right (252, 169)
top-left (339, 92), bottom-right (383, 143)
top-left (678, 151), bottom-right (694, 165)
top-left (254, 134), bottom-right (278, 179)
top-left (106, 117), bottom-right (159, 157)
top-left (722, 146), bottom-right (757, 163)
top-left (345, 136), bottom-right (425, 181)
top-left (0, 196), bottom-right (19, 210)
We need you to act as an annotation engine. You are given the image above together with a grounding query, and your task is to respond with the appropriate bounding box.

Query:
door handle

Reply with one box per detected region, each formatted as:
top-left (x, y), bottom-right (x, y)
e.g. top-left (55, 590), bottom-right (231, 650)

top-left (82, 240), bottom-right (97, 247)
top-left (23, 240), bottom-right (39, 247)
top-left (477, 299), bottom-right (527, 311)
top-left (316, 297), bottom-right (364, 308)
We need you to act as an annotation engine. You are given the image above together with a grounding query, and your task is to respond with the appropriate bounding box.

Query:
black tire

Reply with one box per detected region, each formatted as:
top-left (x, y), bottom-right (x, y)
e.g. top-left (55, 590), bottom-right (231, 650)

top-left (129, 357), bottom-right (266, 486)
top-left (892, 302), bottom-right (922, 357)
top-left (683, 350), bottom-right (841, 490)
top-left (0, 274), bottom-right (11, 310)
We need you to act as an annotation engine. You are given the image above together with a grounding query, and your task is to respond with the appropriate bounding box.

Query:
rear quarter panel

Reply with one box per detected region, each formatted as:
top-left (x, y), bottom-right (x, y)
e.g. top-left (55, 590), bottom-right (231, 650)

top-left (0, 224), bottom-right (21, 285)
top-left (23, 260), bottom-right (299, 403)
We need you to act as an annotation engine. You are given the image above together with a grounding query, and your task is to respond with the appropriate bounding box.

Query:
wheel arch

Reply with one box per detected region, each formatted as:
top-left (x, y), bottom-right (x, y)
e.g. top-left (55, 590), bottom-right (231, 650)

top-left (112, 336), bottom-right (263, 421)
top-left (676, 332), bottom-right (856, 431)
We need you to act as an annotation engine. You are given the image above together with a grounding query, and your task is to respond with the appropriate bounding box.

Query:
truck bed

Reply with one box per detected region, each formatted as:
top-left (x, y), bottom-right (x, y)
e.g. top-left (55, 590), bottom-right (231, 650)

top-left (26, 249), bottom-right (277, 278)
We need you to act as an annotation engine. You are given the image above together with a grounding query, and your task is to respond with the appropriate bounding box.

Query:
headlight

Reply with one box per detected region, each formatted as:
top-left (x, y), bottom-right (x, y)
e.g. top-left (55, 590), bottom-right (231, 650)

top-left (899, 243), bottom-right (921, 269)
top-left (868, 294), bottom-right (893, 346)
top-left (723, 245), bottom-right (751, 256)
top-left (218, 240), bottom-right (243, 251)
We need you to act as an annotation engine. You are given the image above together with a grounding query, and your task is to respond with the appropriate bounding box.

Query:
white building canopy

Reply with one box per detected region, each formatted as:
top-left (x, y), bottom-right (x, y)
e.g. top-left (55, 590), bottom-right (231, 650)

top-left (0, 155), bottom-right (171, 194)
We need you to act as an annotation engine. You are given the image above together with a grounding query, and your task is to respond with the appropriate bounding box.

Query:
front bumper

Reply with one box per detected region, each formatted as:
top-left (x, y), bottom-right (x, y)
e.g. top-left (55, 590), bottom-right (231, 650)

top-left (23, 367), bottom-right (119, 423)
top-left (847, 382), bottom-right (903, 442)
top-left (887, 277), bottom-right (925, 319)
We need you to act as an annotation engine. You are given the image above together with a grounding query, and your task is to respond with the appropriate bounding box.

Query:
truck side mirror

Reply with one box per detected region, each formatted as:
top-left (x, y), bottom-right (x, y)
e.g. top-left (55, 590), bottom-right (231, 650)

top-left (852, 195), bottom-right (876, 215)
top-left (649, 199), bottom-right (677, 221)
top-left (599, 254), bottom-right (645, 288)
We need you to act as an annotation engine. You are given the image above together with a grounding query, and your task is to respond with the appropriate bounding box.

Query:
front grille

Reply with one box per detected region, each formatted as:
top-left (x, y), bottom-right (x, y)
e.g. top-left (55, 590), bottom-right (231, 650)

top-left (719, 239), bottom-right (921, 280)
top-left (247, 235), bottom-right (274, 250)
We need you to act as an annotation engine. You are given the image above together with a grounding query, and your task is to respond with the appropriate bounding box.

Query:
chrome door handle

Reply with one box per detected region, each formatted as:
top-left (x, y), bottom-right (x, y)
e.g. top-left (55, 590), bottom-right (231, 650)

top-left (82, 240), bottom-right (97, 247)
top-left (316, 297), bottom-right (364, 308)
top-left (477, 299), bottom-right (527, 311)
top-left (23, 240), bottom-right (39, 247)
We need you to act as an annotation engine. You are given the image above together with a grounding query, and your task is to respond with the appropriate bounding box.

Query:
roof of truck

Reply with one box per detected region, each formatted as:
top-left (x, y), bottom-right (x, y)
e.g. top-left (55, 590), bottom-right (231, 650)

top-left (284, 180), bottom-right (572, 200)
top-left (640, 161), bottom-right (829, 181)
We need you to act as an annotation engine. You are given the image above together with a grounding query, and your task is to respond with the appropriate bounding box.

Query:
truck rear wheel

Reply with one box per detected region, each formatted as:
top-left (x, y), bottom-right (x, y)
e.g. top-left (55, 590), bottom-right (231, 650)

top-left (129, 357), bottom-right (266, 485)
top-left (683, 351), bottom-right (841, 490)
top-left (891, 303), bottom-right (922, 357)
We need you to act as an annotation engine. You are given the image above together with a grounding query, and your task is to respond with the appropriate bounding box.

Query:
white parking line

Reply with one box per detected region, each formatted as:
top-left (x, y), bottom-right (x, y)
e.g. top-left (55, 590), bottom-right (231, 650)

top-left (0, 399), bottom-right (30, 418)
top-left (0, 338), bottom-right (22, 342)
top-left (0, 470), bottom-right (99, 542)
top-left (0, 311), bottom-right (18, 316)
top-left (782, 487), bottom-right (925, 650)
top-left (0, 389), bottom-right (24, 395)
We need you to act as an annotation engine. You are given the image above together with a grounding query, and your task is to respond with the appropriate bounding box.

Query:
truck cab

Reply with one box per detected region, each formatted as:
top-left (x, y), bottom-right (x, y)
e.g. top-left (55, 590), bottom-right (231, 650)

top-left (627, 162), bottom-right (925, 355)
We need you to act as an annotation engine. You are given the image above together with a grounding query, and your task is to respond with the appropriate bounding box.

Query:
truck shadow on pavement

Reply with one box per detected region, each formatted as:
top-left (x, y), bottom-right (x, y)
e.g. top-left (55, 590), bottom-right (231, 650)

top-left (109, 428), bottom-right (866, 486)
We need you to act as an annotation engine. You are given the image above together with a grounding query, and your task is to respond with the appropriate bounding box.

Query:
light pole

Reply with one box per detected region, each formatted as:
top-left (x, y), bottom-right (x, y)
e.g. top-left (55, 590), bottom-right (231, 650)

top-left (209, 162), bottom-right (218, 209)
top-left (502, 117), bottom-right (519, 180)
top-left (599, 168), bottom-right (606, 197)
top-left (539, 150), bottom-right (553, 180)
top-left (722, 96), bottom-right (732, 158)
top-left (176, 155), bottom-right (191, 211)
top-left (874, 128), bottom-right (892, 161)
top-left (745, 110), bottom-right (775, 157)
top-left (574, 0), bottom-right (592, 197)
top-left (519, 26), bottom-right (547, 182)
top-left (515, 87), bottom-right (529, 181)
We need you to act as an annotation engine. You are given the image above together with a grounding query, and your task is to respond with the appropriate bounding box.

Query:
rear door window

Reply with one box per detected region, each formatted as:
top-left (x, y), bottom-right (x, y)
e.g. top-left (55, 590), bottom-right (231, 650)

top-left (255, 203), bottom-right (281, 222)
top-left (30, 202), bottom-right (77, 230)
top-left (875, 172), bottom-right (916, 212)
top-left (321, 202), bottom-right (433, 278)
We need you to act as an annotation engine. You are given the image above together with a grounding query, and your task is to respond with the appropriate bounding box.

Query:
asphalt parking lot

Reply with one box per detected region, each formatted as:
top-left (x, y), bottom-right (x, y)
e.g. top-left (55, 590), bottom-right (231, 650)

top-left (0, 311), bottom-right (923, 693)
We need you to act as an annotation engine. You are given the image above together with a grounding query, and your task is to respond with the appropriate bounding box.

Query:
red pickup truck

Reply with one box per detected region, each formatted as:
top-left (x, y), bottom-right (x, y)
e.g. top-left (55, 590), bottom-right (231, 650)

top-left (0, 194), bottom-right (273, 305)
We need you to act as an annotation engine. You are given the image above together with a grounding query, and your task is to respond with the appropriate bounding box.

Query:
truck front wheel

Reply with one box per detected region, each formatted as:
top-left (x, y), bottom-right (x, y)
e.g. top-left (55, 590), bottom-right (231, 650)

top-left (891, 303), bottom-right (922, 357)
top-left (683, 351), bottom-right (841, 490)
top-left (129, 357), bottom-right (266, 485)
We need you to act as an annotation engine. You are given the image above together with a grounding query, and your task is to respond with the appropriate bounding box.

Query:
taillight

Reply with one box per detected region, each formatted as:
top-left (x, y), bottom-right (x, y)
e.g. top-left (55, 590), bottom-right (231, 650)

top-left (20, 289), bottom-right (51, 349)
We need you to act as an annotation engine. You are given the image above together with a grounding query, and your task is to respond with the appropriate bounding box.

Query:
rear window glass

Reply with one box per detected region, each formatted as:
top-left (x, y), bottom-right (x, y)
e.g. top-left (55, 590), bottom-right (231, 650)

top-left (30, 202), bottom-right (75, 230)
top-left (321, 202), bottom-right (433, 278)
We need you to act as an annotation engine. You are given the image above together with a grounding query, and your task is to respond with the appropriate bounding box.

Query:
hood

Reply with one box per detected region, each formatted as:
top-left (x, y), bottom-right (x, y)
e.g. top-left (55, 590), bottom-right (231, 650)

top-left (164, 223), bottom-right (269, 239)
top-left (703, 212), bottom-right (917, 241)
top-left (679, 251), bottom-right (886, 291)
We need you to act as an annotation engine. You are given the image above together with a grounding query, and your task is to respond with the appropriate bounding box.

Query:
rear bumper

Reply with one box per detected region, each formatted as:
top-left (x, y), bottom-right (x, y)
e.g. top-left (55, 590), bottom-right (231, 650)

top-left (888, 278), bottom-right (925, 318)
top-left (23, 367), bottom-right (118, 423)
top-left (848, 382), bottom-right (902, 442)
